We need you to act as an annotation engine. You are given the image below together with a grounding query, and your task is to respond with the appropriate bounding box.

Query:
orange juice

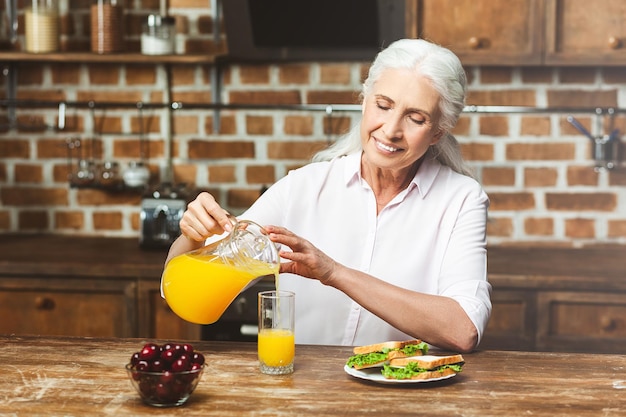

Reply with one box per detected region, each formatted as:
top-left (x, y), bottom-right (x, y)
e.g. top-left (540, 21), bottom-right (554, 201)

top-left (258, 328), bottom-right (295, 367)
top-left (162, 252), bottom-right (278, 324)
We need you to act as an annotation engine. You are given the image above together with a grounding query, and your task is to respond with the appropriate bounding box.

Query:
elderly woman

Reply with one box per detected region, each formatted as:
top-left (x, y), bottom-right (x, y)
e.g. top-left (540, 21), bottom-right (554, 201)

top-left (164, 39), bottom-right (491, 353)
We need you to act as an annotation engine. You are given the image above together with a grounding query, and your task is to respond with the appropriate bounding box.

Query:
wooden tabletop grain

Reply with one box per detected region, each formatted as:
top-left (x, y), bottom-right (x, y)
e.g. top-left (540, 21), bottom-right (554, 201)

top-left (1, 335), bottom-right (625, 416)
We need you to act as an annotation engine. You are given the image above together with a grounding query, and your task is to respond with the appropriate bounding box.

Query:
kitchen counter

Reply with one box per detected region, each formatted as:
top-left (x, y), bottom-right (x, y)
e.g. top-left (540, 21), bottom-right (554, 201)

top-left (1, 334), bottom-right (625, 416)
top-left (1, 233), bottom-right (625, 281)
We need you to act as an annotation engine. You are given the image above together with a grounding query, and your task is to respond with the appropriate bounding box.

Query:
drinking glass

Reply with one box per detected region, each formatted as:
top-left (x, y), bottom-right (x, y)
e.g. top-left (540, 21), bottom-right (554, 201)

top-left (258, 290), bottom-right (295, 375)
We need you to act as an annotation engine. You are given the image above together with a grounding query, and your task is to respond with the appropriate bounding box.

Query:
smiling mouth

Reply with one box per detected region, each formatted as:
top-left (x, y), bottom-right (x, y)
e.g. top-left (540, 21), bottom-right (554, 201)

top-left (375, 138), bottom-right (402, 153)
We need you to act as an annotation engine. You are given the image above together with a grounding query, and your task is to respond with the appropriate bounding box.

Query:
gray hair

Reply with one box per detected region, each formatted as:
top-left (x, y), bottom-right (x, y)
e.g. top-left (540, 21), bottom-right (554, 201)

top-left (312, 38), bottom-right (473, 177)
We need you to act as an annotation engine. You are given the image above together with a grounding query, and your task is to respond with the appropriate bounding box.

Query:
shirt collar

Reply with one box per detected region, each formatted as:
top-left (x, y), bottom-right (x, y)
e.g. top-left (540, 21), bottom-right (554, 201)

top-left (343, 152), bottom-right (442, 198)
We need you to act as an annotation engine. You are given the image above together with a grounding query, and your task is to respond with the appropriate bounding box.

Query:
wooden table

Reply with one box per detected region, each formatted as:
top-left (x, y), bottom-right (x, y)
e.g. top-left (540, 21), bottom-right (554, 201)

top-left (1, 335), bottom-right (626, 416)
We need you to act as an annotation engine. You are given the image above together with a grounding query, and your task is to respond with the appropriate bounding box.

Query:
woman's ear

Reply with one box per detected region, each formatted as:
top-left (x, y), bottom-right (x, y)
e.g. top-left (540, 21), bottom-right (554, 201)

top-left (430, 129), bottom-right (445, 145)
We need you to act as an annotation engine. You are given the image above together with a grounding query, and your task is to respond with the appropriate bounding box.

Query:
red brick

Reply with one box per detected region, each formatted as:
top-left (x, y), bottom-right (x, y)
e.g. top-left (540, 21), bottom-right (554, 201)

top-left (172, 164), bottom-right (197, 185)
top-left (246, 165), bottom-right (276, 184)
top-left (131, 115), bottom-right (161, 134)
top-left (567, 166), bottom-right (599, 186)
top-left (1, 187), bottom-right (68, 206)
top-left (488, 192), bottom-right (535, 211)
top-left (307, 90), bottom-right (360, 105)
top-left (229, 91), bottom-right (302, 105)
top-left (284, 116), bottom-right (314, 136)
top-left (524, 217), bottom-right (554, 236)
top-left (87, 64), bottom-right (121, 84)
top-left (55, 211), bottom-right (84, 230)
top-left (126, 65), bottom-right (157, 85)
top-left (520, 116), bottom-right (551, 136)
top-left (323, 116), bottom-right (352, 136)
top-left (208, 165), bottom-right (236, 183)
top-left (77, 90), bottom-right (142, 103)
top-left (547, 89), bottom-right (617, 108)
top-left (608, 220), bottom-right (626, 238)
top-left (608, 169), bottom-right (626, 186)
top-left (205, 115), bottom-right (237, 135)
top-left (279, 64), bottom-right (311, 84)
top-left (267, 141), bottom-right (328, 160)
top-left (506, 143), bottom-right (575, 160)
top-left (113, 139), bottom-right (164, 159)
top-left (482, 167), bottom-right (515, 186)
top-left (239, 65), bottom-right (271, 84)
top-left (564, 218), bottom-right (595, 238)
top-left (16, 64), bottom-right (44, 85)
top-left (319, 64), bottom-right (352, 84)
top-left (76, 189), bottom-right (141, 206)
top-left (170, 66), bottom-right (196, 86)
top-left (246, 116), bottom-right (274, 135)
top-left (545, 193), bottom-right (616, 211)
top-left (466, 90), bottom-right (536, 106)
top-left (479, 116), bottom-right (508, 136)
top-left (559, 67), bottom-right (596, 84)
top-left (461, 143), bottom-right (494, 161)
top-left (18, 210), bottom-right (48, 230)
top-left (50, 64), bottom-right (81, 84)
top-left (93, 212), bottom-right (123, 230)
top-left (172, 115), bottom-right (199, 135)
top-left (188, 140), bottom-right (255, 159)
top-left (524, 167), bottom-right (558, 187)
top-left (0, 140), bottom-right (30, 158)
top-left (14, 164), bottom-right (43, 183)
top-left (520, 67), bottom-right (553, 84)
top-left (479, 67), bottom-right (513, 84)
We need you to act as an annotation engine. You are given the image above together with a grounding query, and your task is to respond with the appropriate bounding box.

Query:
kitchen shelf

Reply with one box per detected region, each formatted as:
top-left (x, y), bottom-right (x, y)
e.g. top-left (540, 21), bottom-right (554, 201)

top-left (0, 51), bottom-right (220, 64)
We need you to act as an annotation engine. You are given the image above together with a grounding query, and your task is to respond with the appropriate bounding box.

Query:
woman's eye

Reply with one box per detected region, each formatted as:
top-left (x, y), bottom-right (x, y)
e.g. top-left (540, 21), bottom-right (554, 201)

top-left (376, 102), bottom-right (391, 111)
top-left (409, 116), bottom-right (427, 125)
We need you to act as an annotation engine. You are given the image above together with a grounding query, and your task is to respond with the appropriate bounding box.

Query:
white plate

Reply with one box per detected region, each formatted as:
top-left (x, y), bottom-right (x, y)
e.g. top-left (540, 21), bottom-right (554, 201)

top-left (343, 365), bottom-right (457, 385)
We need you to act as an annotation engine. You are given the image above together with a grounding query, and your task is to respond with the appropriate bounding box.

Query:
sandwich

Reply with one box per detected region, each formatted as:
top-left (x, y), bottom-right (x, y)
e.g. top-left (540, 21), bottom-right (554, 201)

top-left (346, 339), bottom-right (429, 370)
top-left (381, 354), bottom-right (464, 380)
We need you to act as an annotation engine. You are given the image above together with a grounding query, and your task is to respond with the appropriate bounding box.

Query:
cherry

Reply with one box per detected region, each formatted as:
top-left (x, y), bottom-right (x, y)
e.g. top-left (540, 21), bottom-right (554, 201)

top-left (128, 341), bottom-right (204, 404)
top-left (139, 343), bottom-right (160, 361)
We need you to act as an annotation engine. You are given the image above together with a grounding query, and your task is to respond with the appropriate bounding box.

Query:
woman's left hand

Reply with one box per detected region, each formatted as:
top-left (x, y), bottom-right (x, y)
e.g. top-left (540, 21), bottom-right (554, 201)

top-left (264, 225), bottom-right (339, 285)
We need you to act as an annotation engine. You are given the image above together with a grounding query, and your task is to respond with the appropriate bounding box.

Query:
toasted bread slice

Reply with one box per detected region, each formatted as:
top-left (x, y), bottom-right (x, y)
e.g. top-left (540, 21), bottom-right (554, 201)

top-left (352, 339), bottom-right (423, 355)
top-left (389, 354), bottom-right (464, 369)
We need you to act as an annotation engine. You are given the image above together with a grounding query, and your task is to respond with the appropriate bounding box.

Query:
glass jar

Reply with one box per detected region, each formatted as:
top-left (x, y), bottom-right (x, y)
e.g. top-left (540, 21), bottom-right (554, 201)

top-left (91, 0), bottom-right (124, 54)
top-left (25, 0), bottom-right (59, 53)
top-left (141, 14), bottom-right (175, 55)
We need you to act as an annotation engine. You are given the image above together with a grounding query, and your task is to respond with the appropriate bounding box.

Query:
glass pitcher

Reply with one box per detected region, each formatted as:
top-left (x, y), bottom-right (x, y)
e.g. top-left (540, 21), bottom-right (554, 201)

top-left (161, 220), bottom-right (280, 325)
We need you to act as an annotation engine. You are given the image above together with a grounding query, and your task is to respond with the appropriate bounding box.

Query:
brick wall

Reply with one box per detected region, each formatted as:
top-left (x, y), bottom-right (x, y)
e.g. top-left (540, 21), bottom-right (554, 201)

top-left (1, 2), bottom-right (625, 246)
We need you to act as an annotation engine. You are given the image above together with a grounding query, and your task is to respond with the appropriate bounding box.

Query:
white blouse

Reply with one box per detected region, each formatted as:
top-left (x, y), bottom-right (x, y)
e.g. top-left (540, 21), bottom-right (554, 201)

top-left (241, 152), bottom-right (492, 347)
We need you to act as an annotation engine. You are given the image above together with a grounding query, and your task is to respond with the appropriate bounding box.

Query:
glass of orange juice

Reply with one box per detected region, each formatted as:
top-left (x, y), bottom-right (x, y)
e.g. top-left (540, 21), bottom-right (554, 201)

top-left (258, 290), bottom-right (295, 375)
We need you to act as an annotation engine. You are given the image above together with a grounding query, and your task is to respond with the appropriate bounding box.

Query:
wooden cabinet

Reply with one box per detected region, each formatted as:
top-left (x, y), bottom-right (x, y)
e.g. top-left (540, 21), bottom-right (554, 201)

top-left (408, 0), bottom-right (626, 66)
top-left (409, 0), bottom-right (544, 66)
top-left (0, 276), bottom-right (137, 337)
top-left (536, 291), bottom-right (626, 353)
top-left (545, 0), bottom-right (626, 65)
top-left (481, 289), bottom-right (537, 351)
top-left (138, 280), bottom-right (202, 341)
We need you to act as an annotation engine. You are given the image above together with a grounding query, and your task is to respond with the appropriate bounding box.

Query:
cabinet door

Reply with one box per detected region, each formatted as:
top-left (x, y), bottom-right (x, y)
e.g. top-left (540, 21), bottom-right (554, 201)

top-left (545, 0), bottom-right (626, 65)
top-left (0, 277), bottom-right (136, 337)
top-left (480, 289), bottom-right (537, 351)
top-left (537, 291), bottom-right (626, 353)
top-left (411, 0), bottom-right (544, 65)
top-left (139, 281), bottom-right (202, 340)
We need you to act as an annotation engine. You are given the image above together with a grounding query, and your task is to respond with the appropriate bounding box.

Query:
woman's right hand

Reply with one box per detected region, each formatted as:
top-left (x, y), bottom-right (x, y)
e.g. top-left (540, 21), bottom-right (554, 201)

top-left (179, 192), bottom-right (234, 242)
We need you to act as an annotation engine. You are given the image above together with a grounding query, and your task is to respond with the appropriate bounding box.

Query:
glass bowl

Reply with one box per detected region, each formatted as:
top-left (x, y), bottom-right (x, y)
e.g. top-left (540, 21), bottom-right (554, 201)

top-left (125, 363), bottom-right (205, 407)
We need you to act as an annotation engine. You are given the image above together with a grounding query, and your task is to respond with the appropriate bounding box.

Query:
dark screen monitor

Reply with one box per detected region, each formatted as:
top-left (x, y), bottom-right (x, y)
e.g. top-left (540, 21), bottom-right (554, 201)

top-left (221, 0), bottom-right (407, 62)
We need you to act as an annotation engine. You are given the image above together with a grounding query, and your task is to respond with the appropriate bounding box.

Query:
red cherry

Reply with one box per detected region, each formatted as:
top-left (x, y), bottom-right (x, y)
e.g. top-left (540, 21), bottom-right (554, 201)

top-left (130, 352), bottom-right (141, 366)
top-left (171, 357), bottom-right (190, 372)
top-left (139, 343), bottom-right (160, 361)
top-left (136, 360), bottom-right (150, 372)
top-left (182, 343), bottom-right (194, 353)
top-left (191, 352), bottom-right (205, 365)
